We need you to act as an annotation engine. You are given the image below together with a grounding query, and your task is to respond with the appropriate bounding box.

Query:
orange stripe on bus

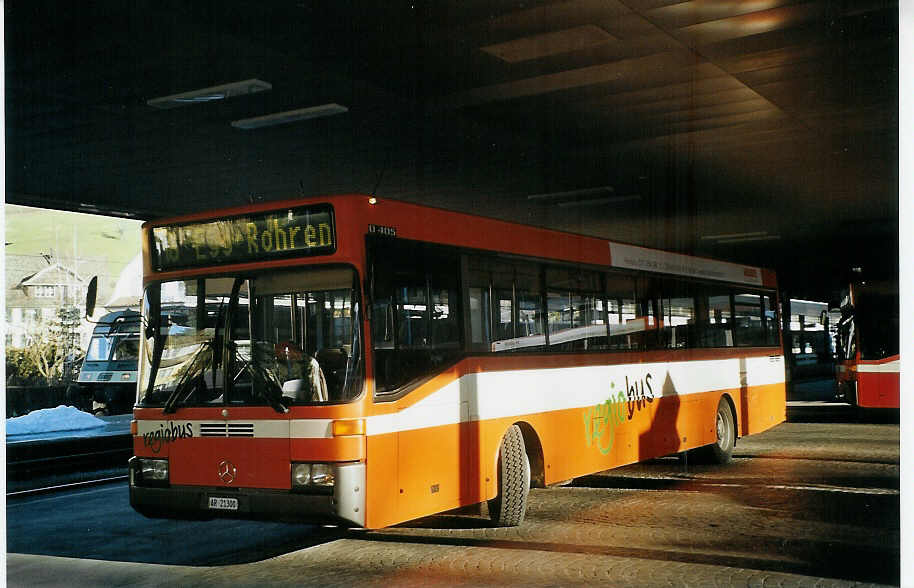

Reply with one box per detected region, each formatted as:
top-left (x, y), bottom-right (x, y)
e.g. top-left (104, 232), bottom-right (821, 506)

top-left (362, 382), bottom-right (784, 528)
top-left (290, 437), bottom-right (365, 462)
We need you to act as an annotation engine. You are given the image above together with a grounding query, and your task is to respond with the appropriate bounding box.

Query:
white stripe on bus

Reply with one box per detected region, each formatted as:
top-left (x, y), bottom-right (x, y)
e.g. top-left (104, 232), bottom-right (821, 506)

top-left (856, 360), bottom-right (900, 374)
top-left (134, 356), bottom-right (785, 440)
top-left (365, 356), bottom-right (785, 436)
top-left (136, 419), bottom-right (330, 439)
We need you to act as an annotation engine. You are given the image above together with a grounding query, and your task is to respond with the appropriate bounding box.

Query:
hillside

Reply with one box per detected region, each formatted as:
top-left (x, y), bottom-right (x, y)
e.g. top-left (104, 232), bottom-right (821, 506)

top-left (5, 205), bottom-right (143, 303)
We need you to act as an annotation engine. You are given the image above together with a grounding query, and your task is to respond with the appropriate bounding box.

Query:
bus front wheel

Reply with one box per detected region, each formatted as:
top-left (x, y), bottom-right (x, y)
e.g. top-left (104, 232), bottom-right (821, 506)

top-left (488, 424), bottom-right (530, 527)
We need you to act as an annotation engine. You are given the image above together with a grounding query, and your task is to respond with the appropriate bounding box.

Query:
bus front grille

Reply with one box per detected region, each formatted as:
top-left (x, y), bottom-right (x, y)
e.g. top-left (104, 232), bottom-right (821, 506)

top-left (200, 423), bottom-right (255, 437)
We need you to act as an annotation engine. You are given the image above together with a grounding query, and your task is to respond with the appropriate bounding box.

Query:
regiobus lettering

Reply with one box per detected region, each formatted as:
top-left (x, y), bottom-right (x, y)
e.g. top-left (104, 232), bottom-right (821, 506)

top-left (583, 373), bottom-right (654, 455)
top-left (129, 194), bottom-right (785, 528)
top-left (142, 422), bottom-right (194, 454)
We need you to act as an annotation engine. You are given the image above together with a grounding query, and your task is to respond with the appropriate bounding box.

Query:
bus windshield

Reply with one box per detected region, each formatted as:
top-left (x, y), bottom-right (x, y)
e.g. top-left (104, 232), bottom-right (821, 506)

top-left (86, 334), bottom-right (140, 361)
top-left (86, 337), bottom-right (113, 361)
top-left (138, 267), bottom-right (362, 410)
top-left (834, 282), bottom-right (899, 362)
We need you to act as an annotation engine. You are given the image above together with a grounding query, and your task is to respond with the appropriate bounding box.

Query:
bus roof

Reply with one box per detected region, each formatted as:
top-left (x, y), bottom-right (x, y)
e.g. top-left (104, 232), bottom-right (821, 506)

top-left (143, 193), bottom-right (776, 288)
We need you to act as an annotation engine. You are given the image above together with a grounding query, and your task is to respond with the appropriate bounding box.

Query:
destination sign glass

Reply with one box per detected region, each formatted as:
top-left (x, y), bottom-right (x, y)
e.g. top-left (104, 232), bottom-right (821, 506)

top-left (151, 205), bottom-right (336, 271)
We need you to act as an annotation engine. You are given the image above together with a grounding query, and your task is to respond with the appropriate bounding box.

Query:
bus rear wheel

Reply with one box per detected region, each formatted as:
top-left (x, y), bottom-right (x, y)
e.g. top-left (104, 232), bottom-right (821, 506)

top-left (693, 398), bottom-right (735, 465)
top-left (710, 399), bottom-right (735, 464)
top-left (488, 424), bottom-right (530, 527)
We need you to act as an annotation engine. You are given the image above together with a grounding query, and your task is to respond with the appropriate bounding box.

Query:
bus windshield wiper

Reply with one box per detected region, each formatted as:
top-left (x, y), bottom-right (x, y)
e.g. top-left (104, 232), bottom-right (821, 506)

top-left (162, 342), bottom-right (214, 414)
top-left (244, 360), bottom-right (288, 414)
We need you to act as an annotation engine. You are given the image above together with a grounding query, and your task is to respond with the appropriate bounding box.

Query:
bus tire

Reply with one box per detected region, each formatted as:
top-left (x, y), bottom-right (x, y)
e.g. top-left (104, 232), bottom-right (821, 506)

top-left (692, 398), bottom-right (735, 465)
top-left (708, 398), bottom-right (735, 464)
top-left (488, 424), bottom-right (530, 527)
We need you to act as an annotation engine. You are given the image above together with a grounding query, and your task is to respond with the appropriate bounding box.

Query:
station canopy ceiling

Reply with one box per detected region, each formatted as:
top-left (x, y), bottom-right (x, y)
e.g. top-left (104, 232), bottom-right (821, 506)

top-left (5, 1), bottom-right (898, 299)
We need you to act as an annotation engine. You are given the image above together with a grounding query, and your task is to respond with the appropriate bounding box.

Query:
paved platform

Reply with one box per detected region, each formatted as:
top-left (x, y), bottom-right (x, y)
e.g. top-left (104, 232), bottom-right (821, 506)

top-left (6, 541), bottom-right (893, 588)
top-left (5, 416), bottom-right (900, 587)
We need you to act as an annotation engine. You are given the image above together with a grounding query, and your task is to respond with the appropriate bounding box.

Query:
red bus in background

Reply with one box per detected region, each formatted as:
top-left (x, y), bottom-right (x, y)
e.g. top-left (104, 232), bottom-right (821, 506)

top-left (834, 281), bottom-right (900, 409)
top-left (129, 194), bottom-right (786, 529)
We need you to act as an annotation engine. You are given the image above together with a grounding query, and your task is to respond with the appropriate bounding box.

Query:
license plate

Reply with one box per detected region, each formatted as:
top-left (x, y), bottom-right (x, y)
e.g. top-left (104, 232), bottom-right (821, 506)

top-left (208, 496), bottom-right (239, 511)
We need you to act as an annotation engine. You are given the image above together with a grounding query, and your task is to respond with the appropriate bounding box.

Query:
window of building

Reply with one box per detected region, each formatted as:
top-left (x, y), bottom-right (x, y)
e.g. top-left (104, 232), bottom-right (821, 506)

top-left (32, 285), bottom-right (56, 298)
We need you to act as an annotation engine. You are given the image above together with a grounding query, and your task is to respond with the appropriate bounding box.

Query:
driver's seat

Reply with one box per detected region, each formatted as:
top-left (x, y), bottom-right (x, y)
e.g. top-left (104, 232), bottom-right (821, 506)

top-left (282, 356), bottom-right (328, 402)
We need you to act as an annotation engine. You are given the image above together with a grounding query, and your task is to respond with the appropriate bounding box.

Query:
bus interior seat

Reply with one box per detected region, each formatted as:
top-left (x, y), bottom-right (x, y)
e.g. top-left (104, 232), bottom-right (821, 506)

top-left (283, 355), bottom-right (328, 402)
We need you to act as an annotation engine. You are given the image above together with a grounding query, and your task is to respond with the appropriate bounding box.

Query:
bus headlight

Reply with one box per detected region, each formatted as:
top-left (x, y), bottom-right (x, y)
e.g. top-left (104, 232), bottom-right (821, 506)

top-left (310, 464), bottom-right (334, 486)
top-left (292, 463), bottom-right (312, 486)
top-left (135, 457), bottom-right (169, 486)
top-left (291, 463), bottom-right (335, 490)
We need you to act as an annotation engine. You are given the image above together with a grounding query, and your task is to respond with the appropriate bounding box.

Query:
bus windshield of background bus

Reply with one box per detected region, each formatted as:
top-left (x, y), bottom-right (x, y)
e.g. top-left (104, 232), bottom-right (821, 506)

top-left (854, 289), bottom-right (899, 361)
top-left (86, 334), bottom-right (140, 362)
top-left (85, 313), bottom-right (142, 362)
top-left (138, 267), bottom-right (362, 410)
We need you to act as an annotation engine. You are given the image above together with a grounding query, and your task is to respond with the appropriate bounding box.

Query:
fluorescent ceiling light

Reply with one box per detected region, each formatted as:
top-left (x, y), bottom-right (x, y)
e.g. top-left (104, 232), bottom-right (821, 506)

top-left (527, 186), bottom-right (639, 208)
top-left (557, 195), bottom-right (641, 208)
top-left (482, 25), bottom-right (614, 63)
top-left (527, 186), bottom-right (614, 201)
top-left (701, 230), bottom-right (780, 244)
top-left (701, 231), bottom-right (767, 240)
top-left (231, 103), bottom-right (349, 130)
top-left (791, 298), bottom-right (828, 305)
top-left (716, 235), bottom-right (781, 244)
top-left (78, 203), bottom-right (137, 218)
top-left (147, 79), bottom-right (272, 109)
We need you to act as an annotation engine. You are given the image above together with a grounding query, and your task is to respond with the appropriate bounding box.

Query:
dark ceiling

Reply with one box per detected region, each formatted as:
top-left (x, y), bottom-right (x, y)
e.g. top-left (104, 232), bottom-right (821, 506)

top-left (5, 0), bottom-right (899, 300)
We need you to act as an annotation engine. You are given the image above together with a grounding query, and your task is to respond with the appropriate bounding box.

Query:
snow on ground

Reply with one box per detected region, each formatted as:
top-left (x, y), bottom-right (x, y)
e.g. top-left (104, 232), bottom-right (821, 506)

top-left (6, 405), bottom-right (106, 436)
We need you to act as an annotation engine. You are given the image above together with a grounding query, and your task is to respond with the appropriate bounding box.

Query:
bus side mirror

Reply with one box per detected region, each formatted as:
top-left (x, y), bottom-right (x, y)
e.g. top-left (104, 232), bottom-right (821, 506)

top-left (85, 276), bottom-right (98, 318)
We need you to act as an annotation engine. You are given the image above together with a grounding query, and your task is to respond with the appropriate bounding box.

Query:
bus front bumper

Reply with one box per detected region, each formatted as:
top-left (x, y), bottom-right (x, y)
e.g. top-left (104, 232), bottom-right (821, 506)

top-left (129, 460), bottom-right (366, 527)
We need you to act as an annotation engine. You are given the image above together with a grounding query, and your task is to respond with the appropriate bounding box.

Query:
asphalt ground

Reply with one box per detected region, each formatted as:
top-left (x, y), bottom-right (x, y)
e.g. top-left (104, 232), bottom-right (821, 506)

top-left (6, 402), bottom-right (901, 587)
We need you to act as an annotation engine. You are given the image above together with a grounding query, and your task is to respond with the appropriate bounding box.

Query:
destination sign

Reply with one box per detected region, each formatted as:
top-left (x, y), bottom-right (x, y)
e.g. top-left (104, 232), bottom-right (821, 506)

top-left (151, 205), bottom-right (336, 271)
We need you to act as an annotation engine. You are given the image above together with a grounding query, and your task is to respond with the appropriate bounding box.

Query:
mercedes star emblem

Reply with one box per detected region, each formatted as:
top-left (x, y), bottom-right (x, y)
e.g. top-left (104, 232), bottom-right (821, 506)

top-left (217, 460), bottom-right (237, 484)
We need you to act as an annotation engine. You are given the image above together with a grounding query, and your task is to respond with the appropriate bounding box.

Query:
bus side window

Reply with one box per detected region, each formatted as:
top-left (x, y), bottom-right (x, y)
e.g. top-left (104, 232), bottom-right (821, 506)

top-left (659, 279), bottom-right (696, 350)
top-left (707, 292), bottom-right (734, 347)
top-left (605, 271), bottom-right (637, 350)
top-left (761, 294), bottom-right (779, 347)
top-left (733, 292), bottom-right (765, 347)
top-left (430, 283), bottom-right (460, 350)
top-left (494, 288), bottom-right (514, 343)
top-left (465, 256), bottom-right (493, 351)
top-left (636, 278), bottom-right (663, 350)
top-left (371, 240), bottom-right (463, 395)
top-left (545, 266), bottom-right (602, 352)
top-left (370, 266), bottom-right (396, 349)
top-left (513, 262), bottom-right (545, 352)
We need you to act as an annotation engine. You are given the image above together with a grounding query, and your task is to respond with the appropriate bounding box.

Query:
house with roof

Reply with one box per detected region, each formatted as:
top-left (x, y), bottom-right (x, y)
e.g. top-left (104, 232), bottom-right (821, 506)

top-left (6, 255), bottom-right (88, 349)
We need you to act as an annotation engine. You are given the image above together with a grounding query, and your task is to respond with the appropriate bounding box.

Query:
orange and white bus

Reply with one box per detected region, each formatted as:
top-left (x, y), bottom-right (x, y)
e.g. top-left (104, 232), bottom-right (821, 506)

top-left (129, 194), bottom-right (786, 528)
top-left (834, 280), bottom-right (899, 409)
